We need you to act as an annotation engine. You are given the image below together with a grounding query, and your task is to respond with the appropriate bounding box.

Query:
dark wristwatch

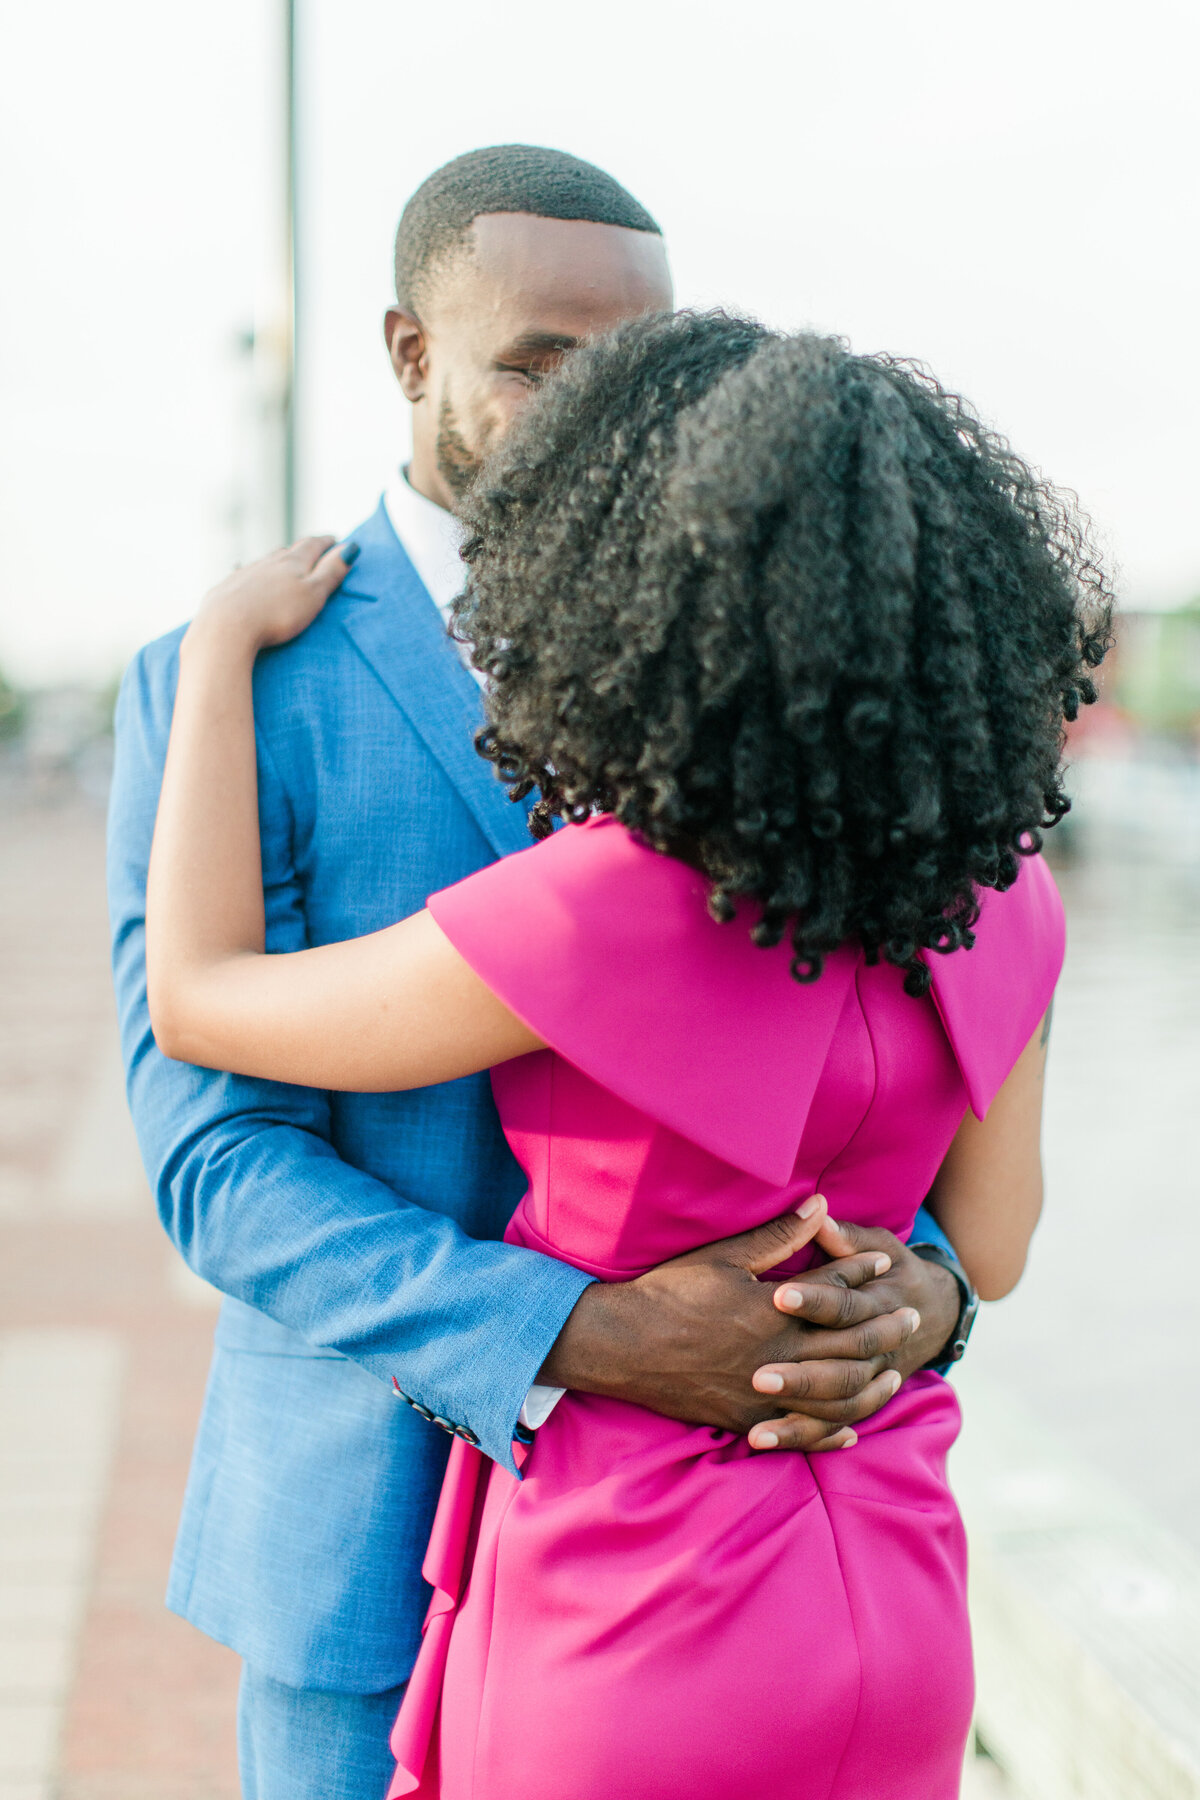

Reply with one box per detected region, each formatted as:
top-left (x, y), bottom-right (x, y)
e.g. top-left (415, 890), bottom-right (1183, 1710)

top-left (910, 1243), bottom-right (979, 1369)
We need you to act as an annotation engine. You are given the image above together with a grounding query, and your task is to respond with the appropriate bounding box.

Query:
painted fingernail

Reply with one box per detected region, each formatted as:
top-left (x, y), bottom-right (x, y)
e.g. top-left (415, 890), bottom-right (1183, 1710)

top-left (754, 1371), bottom-right (785, 1394)
top-left (797, 1195), bottom-right (825, 1219)
top-left (752, 1429), bottom-right (779, 1450)
top-left (884, 1370), bottom-right (902, 1396)
top-left (341, 540), bottom-right (361, 566)
top-left (873, 1255), bottom-right (891, 1276)
top-left (777, 1287), bottom-right (805, 1311)
top-left (840, 1431), bottom-right (858, 1449)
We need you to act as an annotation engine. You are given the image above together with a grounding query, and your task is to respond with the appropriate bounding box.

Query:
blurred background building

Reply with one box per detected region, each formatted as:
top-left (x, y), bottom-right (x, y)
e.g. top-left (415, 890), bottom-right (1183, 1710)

top-left (1, 2), bottom-right (1198, 1796)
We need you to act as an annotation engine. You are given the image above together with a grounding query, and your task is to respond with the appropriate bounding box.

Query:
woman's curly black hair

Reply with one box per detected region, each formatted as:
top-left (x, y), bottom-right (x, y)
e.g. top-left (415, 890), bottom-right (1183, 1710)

top-left (455, 310), bottom-right (1113, 996)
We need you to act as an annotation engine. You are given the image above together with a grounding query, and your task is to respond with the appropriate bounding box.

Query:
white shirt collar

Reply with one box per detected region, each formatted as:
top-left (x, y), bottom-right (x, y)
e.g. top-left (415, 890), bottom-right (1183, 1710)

top-left (383, 465), bottom-right (466, 624)
top-left (383, 466), bottom-right (484, 684)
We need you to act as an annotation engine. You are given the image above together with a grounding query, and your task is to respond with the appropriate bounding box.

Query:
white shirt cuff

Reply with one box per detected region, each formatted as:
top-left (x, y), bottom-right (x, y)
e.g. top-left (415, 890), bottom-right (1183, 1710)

top-left (518, 1382), bottom-right (566, 1431)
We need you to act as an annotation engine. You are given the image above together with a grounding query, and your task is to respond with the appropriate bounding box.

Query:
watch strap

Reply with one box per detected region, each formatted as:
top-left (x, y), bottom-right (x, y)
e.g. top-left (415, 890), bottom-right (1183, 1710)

top-left (910, 1242), bottom-right (980, 1369)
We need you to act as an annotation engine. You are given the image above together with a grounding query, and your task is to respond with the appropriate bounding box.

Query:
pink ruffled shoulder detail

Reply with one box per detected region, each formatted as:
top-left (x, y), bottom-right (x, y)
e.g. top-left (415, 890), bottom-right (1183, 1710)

top-left (427, 818), bottom-right (1065, 1179)
top-left (429, 817), bottom-right (856, 1185)
top-left (925, 851), bottom-right (1065, 1118)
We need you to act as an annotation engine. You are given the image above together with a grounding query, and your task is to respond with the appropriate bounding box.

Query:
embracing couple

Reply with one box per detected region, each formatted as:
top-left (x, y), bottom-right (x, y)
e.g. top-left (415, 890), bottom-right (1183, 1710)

top-left (109, 145), bottom-right (1110, 1799)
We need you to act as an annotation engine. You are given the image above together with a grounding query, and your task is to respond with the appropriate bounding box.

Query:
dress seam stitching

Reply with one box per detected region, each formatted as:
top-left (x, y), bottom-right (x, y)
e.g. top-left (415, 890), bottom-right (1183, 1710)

top-left (812, 953), bottom-right (877, 1201)
top-left (816, 1480), bottom-right (866, 1800)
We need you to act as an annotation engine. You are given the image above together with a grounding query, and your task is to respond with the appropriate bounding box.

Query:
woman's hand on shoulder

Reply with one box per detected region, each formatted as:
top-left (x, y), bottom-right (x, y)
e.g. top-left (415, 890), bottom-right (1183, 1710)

top-left (184, 536), bottom-right (358, 659)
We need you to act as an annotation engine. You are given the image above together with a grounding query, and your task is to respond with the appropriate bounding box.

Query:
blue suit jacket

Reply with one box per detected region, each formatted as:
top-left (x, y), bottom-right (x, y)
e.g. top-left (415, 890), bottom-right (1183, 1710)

top-left (109, 498), bottom-right (956, 1694)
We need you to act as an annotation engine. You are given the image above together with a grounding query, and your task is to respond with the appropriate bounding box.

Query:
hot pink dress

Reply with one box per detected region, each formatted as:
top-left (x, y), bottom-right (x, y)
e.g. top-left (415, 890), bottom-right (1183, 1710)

top-left (388, 817), bottom-right (1064, 1800)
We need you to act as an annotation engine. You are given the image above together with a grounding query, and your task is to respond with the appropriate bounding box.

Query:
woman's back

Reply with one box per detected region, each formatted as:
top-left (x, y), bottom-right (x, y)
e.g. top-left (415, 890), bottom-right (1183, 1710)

top-left (431, 815), bottom-right (1062, 1274)
top-left (389, 816), bottom-right (1064, 1800)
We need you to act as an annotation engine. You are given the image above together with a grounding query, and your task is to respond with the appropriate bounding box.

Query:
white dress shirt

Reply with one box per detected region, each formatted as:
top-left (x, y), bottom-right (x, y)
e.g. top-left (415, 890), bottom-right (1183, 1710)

top-left (383, 467), bottom-right (564, 1433)
top-left (383, 467), bottom-right (484, 685)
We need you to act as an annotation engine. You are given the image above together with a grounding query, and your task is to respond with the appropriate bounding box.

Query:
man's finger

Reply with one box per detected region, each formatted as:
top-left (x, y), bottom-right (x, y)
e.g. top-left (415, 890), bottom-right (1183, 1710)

top-left (804, 1427), bottom-right (860, 1453)
top-left (813, 1216), bottom-right (906, 1262)
top-left (748, 1415), bottom-right (859, 1454)
top-left (772, 1255), bottom-right (893, 1326)
top-left (752, 1355), bottom-right (889, 1403)
top-left (749, 1369), bottom-right (903, 1424)
top-left (770, 1305), bottom-right (920, 1369)
top-left (749, 1368), bottom-right (905, 1449)
top-left (704, 1196), bottom-right (828, 1276)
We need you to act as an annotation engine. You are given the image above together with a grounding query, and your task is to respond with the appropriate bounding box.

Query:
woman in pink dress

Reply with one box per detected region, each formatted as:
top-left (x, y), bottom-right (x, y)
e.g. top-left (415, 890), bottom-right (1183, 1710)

top-left (145, 316), bottom-right (1111, 1798)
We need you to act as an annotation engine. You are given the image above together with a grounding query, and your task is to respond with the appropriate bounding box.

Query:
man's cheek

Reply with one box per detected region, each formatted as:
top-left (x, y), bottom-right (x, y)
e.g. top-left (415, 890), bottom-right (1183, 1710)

top-left (486, 382), bottom-right (538, 441)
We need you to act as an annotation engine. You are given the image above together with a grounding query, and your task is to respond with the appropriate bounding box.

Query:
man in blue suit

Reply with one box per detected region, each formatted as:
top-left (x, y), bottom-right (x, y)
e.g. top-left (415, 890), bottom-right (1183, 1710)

top-left (109, 146), bottom-right (968, 1798)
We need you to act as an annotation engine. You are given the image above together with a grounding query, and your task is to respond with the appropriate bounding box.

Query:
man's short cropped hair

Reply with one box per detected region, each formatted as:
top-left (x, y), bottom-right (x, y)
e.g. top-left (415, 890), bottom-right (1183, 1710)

top-left (393, 144), bottom-right (662, 312)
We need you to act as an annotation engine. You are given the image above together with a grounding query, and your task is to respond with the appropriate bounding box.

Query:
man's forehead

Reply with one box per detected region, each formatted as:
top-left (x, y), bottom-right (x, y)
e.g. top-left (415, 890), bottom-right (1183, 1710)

top-left (443, 211), bottom-right (673, 337)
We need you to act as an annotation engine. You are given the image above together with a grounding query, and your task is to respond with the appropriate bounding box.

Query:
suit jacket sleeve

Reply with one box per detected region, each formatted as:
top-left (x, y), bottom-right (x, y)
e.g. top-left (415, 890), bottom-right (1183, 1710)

top-left (107, 637), bottom-right (592, 1475)
top-left (907, 1203), bottom-right (955, 1257)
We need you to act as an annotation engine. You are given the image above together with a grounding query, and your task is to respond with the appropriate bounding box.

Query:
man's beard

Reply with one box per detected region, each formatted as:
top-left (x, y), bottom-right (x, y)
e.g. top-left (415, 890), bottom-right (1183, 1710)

top-left (435, 396), bottom-right (484, 500)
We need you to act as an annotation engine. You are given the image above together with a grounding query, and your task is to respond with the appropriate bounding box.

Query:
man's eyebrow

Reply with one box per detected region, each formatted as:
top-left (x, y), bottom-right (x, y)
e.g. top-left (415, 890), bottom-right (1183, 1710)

top-left (497, 331), bottom-right (581, 359)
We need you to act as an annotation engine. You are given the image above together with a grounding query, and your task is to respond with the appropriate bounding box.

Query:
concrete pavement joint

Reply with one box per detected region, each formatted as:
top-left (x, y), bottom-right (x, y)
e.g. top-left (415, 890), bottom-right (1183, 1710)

top-left (0, 1330), bottom-right (125, 1786)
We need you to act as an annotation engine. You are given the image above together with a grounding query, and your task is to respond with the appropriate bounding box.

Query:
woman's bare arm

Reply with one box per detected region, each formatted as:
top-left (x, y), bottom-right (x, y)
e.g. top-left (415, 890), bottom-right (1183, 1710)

top-left (145, 539), bottom-right (544, 1091)
top-left (925, 1004), bottom-right (1052, 1300)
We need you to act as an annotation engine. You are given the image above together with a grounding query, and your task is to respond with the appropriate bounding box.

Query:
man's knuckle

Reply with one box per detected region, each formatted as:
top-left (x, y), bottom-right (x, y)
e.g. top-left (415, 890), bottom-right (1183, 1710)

top-left (806, 1397), bottom-right (849, 1422)
top-left (833, 1288), bottom-right (858, 1326)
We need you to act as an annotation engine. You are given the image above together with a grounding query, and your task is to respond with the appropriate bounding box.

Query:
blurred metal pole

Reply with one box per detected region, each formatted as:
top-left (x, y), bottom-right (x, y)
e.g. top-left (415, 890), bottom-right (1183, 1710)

top-left (245, 0), bottom-right (298, 552)
top-left (283, 0), bottom-right (297, 541)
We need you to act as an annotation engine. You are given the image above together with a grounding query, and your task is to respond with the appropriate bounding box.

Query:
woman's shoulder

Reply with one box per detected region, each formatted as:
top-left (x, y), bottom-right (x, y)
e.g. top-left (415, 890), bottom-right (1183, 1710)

top-left (503, 814), bottom-right (693, 886)
top-left (431, 815), bottom-right (704, 936)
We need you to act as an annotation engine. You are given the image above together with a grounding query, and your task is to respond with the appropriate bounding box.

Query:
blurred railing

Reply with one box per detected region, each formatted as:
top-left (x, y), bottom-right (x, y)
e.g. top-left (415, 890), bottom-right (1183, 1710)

top-left (955, 1369), bottom-right (1200, 1799)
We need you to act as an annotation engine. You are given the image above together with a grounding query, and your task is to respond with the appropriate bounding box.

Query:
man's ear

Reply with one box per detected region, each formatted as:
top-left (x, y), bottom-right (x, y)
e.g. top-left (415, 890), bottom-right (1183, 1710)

top-left (384, 307), bottom-right (427, 401)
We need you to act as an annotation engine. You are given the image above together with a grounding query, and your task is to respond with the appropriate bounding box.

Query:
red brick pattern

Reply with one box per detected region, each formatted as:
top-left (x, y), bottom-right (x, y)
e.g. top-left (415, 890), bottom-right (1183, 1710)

top-left (0, 800), bottom-right (239, 1798)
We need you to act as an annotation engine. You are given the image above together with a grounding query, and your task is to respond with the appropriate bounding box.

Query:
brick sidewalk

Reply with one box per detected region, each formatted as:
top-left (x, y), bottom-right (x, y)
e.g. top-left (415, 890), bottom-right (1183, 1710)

top-left (0, 798), bottom-right (239, 1800)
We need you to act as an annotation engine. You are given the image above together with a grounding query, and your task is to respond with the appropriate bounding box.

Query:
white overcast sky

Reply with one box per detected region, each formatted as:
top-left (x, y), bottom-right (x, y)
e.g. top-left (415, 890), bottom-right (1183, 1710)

top-left (2, 0), bottom-right (1197, 683)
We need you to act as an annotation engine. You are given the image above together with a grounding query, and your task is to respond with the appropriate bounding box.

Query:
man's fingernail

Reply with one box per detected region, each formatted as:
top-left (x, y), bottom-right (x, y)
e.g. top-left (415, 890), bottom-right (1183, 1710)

top-left (873, 1254), bottom-right (891, 1276)
top-left (777, 1287), bottom-right (805, 1312)
top-left (884, 1370), bottom-right (902, 1397)
top-left (752, 1429), bottom-right (779, 1450)
top-left (840, 1431), bottom-right (858, 1449)
top-left (755, 1371), bottom-right (784, 1394)
top-left (797, 1195), bottom-right (824, 1219)
top-left (905, 1309), bottom-right (921, 1332)
top-left (341, 540), bottom-right (361, 566)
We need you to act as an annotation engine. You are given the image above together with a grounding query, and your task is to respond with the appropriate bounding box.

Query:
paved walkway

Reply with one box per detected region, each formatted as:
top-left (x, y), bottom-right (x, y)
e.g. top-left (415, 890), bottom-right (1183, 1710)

top-left (0, 797), bottom-right (238, 1800)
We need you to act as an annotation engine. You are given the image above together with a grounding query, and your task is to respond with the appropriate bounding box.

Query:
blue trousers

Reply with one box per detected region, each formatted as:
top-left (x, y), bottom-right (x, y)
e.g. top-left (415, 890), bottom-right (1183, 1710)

top-left (238, 1664), bottom-right (406, 1800)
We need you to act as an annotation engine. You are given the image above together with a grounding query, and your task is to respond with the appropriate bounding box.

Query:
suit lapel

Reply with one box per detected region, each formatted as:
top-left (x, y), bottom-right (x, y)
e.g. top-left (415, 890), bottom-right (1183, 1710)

top-left (337, 501), bottom-right (533, 860)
